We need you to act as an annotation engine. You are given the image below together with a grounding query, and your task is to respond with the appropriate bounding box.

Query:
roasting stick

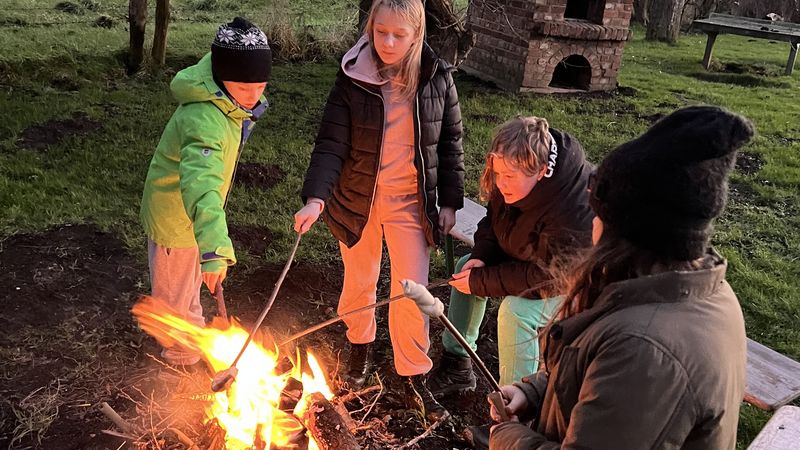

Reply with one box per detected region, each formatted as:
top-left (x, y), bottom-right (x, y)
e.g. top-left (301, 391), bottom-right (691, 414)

top-left (401, 279), bottom-right (511, 422)
top-left (277, 278), bottom-right (453, 347)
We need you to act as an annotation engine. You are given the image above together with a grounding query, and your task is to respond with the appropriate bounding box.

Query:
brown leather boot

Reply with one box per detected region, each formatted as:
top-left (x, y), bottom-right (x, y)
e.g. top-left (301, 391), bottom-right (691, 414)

top-left (402, 375), bottom-right (450, 422)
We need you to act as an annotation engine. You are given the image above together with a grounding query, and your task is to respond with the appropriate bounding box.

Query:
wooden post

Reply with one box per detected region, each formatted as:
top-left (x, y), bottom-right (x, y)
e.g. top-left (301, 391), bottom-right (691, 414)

top-left (152, 0), bottom-right (170, 67)
top-left (786, 41), bottom-right (798, 76)
top-left (702, 32), bottom-right (717, 70)
top-left (128, 0), bottom-right (147, 72)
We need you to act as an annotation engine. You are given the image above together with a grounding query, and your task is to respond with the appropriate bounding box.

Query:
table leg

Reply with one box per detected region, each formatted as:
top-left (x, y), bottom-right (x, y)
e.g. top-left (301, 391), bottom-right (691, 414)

top-left (786, 41), bottom-right (798, 76)
top-left (445, 235), bottom-right (455, 276)
top-left (703, 32), bottom-right (718, 70)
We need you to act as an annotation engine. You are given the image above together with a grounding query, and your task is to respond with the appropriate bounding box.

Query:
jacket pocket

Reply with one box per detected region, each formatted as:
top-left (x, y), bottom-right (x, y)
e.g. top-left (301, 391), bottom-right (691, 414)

top-left (553, 345), bottom-right (580, 426)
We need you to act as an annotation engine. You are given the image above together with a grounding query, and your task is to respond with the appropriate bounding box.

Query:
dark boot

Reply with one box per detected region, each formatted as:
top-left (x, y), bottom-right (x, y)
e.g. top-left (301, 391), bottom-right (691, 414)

top-left (427, 352), bottom-right (477, 398)
top-left (342, 343), bottom-right (372, 390)
top-left (403, 375), bottom-right (450, 422)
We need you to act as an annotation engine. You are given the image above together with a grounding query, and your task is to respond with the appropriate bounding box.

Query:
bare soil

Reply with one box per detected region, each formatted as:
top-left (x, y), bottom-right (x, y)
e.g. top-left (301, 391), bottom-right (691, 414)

top-left (0, 224), bottom-right (494, 449)
top-left (235, 162), bottom-right (286, 191)
top-left (16, 112), bottom-right (102, 151)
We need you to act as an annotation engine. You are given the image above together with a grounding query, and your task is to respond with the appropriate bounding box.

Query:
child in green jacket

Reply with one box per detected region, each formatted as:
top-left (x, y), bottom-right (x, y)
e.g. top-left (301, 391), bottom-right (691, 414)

top-left (140, 17), bottom-right (271, 367)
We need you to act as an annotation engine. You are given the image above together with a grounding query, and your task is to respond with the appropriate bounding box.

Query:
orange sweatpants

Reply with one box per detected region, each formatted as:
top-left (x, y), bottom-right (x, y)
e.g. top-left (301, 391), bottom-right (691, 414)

top-left (337, 190), bottom-right (432, 376)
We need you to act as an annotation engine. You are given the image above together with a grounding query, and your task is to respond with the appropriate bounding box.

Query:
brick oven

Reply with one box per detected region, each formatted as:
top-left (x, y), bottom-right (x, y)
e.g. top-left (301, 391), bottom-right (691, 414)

top-left (462, 0), bottom-right (633, 92)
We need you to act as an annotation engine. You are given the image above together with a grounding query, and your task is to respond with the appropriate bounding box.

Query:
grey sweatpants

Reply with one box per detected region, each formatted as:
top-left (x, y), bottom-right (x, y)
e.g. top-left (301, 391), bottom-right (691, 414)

top-left (147, 239), bottom-right (204, 365)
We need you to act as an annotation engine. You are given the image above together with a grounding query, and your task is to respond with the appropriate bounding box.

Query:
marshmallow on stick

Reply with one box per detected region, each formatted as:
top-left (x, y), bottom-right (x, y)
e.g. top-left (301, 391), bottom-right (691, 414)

top-left (401, 279), bottom-right (445, 317)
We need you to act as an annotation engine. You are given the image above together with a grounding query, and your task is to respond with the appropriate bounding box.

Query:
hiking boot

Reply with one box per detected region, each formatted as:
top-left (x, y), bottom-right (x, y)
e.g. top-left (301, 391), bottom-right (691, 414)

top-left (402, 375), bottom-right (450, 423)
top-left (342, 343), bottom-right (372, 390)
top-left (427, 352), bottom-right (477, 398)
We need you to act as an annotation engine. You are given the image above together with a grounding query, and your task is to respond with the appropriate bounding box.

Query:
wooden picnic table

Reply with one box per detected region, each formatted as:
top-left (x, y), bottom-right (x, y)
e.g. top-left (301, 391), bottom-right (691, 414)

top-left (693, 13), bottom-right (800, 75)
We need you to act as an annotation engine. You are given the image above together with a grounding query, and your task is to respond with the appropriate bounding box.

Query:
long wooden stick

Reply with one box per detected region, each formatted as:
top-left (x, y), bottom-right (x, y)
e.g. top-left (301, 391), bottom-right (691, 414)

top-left (278, 279), bottom-right (452, 347)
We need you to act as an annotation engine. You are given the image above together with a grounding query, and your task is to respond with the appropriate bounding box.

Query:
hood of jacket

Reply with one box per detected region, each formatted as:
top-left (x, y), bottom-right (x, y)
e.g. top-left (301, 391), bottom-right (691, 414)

top-left (341, 34), bottom-right (448, 87)
top-left (170, 53), bottom-right (265, 121)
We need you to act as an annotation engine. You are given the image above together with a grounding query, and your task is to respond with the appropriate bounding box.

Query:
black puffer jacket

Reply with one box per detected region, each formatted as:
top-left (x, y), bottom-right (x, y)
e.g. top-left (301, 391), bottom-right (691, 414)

top-left (301, 40), bottom-right (465, 247)
top-left (469, 129), bottom-right (594, 298)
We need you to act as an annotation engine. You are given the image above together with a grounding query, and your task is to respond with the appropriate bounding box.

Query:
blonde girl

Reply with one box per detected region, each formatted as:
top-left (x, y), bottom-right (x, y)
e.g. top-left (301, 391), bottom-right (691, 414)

top-left (294, 0), bottom-right (464, 422)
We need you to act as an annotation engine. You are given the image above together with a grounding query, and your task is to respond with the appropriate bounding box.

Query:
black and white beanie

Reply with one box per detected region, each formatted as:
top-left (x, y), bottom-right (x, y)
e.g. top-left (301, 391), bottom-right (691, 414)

top-left (589, 105), bottom-right (755, 260)
top-left (211, 17), bottom-right (272, 83)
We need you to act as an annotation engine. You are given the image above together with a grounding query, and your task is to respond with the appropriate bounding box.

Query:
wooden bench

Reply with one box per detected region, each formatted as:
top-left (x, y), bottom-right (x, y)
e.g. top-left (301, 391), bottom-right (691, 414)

top-left (748, 405), bottom-right (800, 450)
top-left (693, 13), bottom-right (800, 75)
top-left (445, 198), bottom-right (800, 411)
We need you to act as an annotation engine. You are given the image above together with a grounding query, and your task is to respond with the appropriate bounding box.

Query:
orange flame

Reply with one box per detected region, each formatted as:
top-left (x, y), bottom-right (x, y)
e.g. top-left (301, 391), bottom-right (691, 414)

top-left (132, 296), bottom-right (334, 449)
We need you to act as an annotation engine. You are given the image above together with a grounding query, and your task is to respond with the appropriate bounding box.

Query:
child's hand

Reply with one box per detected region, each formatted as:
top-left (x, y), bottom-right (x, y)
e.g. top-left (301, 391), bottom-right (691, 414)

top-left (489, 385), bottom-right (527, 423)
top-left (438, 207), bottom-right (456, 235)
top-left (294, 199), bottom-right (324, 234)
top-left (448, 259), bottom-right (484, 295)
top-left (202, 267), bottom-right (228, 294)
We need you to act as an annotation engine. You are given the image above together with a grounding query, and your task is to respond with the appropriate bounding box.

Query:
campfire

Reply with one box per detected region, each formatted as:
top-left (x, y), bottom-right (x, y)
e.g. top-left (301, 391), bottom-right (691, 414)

top-left (131, 296), bottom-right (343, 450)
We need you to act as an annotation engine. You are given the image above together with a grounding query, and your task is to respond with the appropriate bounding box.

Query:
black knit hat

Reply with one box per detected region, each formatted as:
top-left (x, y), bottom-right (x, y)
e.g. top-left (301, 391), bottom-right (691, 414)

top-left (211, 17), bottom-right (272, 83)
top-left (589, 105), bottom-right (755, 260)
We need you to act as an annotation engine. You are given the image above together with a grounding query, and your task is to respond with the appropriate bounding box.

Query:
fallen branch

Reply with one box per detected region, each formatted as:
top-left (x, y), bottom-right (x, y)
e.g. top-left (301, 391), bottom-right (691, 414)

top-left (304, 392), bottom-right (362, 450)
top-left (167, 427), bottom-right (199, 450)
top-left (98, 402), bottom-right (138, 435)
top-left (100, 429), bottom-right (137, 441)
top-left (358, 374), bottom-right (384, 425)
top-left (335, 384), bottom-right (382, 404)
top-left (397, 415), bottom-right (447, 449)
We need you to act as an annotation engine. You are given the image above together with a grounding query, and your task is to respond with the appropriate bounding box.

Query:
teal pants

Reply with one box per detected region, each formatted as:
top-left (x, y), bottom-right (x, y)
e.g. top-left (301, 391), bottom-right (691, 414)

top-left (442, 254), bottom-right (563, 385)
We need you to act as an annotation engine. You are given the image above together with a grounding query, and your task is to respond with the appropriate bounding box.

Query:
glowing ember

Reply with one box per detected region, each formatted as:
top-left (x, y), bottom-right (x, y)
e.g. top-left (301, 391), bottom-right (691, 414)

top-left (132, 296), bottom-right (334, 449)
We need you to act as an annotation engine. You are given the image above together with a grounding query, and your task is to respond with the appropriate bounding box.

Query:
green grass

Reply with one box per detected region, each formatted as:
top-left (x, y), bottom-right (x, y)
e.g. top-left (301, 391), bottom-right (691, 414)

top-left (1, 2), bottom-right (799, 445)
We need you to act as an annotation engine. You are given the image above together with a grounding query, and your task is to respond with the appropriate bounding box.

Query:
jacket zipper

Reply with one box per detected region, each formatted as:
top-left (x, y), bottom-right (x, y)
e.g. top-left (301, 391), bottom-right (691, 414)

top-left (413, 96), bottom-right (435, 240)
top-left (353, 82), bottom-right (385, 236)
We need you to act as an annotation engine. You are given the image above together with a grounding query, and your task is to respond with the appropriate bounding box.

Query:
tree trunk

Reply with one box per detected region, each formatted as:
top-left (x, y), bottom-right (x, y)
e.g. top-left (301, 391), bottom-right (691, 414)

top-left (646, 0), bottom-right (687, 43)
top-left (127, 0), bottom-right (147, 73)
top-left (151, 0), bottom-right (170, 67)
top-left (633, 0), bottom-right (651, 25)
top-left (356, 0), bottom-right (475, 67)
top-left (358, 0), bottom-right (373, 33)
top-left (425, 0), bottom-right (475, 66)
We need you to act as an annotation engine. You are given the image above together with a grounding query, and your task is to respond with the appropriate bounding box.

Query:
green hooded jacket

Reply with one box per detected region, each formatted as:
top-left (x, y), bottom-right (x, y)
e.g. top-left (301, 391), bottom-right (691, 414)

top-left (140, 53), bottom-right (268, 273)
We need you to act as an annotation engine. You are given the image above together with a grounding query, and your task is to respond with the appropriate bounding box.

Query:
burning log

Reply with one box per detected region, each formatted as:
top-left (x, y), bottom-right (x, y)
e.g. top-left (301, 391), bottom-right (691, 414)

top-left (303, 393), bottom-right (361, 450)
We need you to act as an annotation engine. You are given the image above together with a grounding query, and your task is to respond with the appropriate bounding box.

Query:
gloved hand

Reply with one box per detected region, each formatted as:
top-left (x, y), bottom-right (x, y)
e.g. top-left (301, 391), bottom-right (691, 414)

top-left (439, 206), bottom-right (456, 235)
top-left (202, 265), bottom-right (227, 295)
top-left (294, 198), bottom-right (324, 234)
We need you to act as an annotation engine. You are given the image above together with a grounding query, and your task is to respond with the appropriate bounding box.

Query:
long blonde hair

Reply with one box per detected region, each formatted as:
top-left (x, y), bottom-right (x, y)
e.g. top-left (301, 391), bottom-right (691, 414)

top-left (479, 116), bottom-right (552, 201)
top-left (364, 0), bottom-right (425, 101)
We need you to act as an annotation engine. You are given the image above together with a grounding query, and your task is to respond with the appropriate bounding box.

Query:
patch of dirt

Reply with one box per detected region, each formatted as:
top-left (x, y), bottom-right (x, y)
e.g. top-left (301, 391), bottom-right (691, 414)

top-left (236, 162), bottom-right (287, 190)
top-left (735, 151), bottom-right (764, 176)
top-left (0, 223), bottom-right (144, 449)
top-left (16, 111), bottom-right (102, 151)
top-left (228, 223), bottom-right (274, 257)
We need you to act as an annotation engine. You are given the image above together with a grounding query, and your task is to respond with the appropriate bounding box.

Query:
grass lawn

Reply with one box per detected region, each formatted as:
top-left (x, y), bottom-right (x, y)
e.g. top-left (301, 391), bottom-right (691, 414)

top-left (1, 1), bottom-right (798, 448)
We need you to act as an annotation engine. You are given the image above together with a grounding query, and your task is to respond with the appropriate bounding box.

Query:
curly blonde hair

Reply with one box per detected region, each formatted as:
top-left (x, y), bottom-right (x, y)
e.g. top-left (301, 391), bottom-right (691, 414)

top-left (479, 116), bottom-right (552, 201)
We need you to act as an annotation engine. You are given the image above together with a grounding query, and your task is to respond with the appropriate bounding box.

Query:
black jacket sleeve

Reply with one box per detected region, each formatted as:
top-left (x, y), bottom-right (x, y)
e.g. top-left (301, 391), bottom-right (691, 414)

top-left (301, 71), bottom-right (351, 202)
top-left (435, 69), bottom-right (465, 210)
top-left (469, 201), bottom-right (506, 266)
top-left (470, 221), bottom-right (581, 298)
